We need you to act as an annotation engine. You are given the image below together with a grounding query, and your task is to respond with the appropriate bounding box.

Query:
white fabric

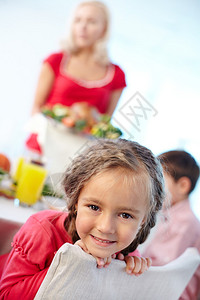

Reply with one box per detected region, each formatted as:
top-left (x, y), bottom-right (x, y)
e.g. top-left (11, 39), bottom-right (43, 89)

top-left (43, 118), bottom-right (92, 175)
top-left (25, 113), bottom-right (48, 151)
top-left (25, 114), bottom-right (92, 175)
top-left (35, 244), bottom-right (200, 300)
top-left (25, 114), bottom-right (93, 194)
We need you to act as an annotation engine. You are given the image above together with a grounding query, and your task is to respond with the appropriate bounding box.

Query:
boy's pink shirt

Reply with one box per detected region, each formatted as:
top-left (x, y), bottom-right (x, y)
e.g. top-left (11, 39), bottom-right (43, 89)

top-left (143, 198), bottom-right (200, 299)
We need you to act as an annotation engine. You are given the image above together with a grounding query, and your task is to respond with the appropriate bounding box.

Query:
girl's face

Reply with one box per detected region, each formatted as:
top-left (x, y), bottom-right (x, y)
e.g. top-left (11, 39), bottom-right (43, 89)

top-left (75, 169), bottom-right (147, 259)
top-left (72, 4), bottom-right (106, 49)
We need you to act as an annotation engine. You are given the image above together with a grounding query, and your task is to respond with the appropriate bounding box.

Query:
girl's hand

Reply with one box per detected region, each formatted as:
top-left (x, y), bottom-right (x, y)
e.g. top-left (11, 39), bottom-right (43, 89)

top-left (115, 253), bottom-right (152, 276)
top-left (125, 256), bottom-right (152, 276)
top-left (74, 240), bottom-right (113, 269)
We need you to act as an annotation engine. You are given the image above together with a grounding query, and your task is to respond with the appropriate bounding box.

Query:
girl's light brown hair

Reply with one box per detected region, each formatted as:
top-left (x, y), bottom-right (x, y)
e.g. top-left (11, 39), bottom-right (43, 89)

top-left (63, 138), bottom-right (165, 255)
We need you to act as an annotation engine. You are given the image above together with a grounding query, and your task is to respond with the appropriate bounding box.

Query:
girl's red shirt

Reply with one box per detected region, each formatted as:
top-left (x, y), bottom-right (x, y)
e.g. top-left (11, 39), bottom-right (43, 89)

top-left (0, 210), bottom-right (71, 300)
top-left (0, 210), bottom-right (140, 299)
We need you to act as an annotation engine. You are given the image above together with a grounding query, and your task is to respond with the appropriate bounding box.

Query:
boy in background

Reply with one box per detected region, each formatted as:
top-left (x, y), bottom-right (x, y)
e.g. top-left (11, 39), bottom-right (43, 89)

top-left (142, 150), bottom-right (200, 300)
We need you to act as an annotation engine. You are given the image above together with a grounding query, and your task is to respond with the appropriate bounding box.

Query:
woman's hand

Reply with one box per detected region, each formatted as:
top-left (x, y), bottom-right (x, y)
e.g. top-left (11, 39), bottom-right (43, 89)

top-left (74, 239), bottom-right (113, 268)
top-left (115, 252), bottom-right (152, 276)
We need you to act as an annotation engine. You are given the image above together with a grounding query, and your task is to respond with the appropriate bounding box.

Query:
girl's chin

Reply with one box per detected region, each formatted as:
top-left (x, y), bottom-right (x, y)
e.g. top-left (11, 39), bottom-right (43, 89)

top-left (87, 247), bottom-right (115, 259)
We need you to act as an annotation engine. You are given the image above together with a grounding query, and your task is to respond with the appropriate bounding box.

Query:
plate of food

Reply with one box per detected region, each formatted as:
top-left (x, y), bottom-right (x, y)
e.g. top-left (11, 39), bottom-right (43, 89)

top-left (42, 102), bottom-right (122, 139)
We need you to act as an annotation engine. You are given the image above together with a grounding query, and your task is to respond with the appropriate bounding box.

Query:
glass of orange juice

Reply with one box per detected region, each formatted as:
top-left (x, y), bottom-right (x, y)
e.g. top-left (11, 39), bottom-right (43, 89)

top-left (15, 162), bottom-right (47, 205)
top-left (13, 157), bottom-right (25, 182)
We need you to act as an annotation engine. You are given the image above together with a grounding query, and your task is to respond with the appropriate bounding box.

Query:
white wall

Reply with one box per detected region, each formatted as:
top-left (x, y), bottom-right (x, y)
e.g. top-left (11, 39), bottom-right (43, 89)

top-left (0, 0), bottom-right (199, 218)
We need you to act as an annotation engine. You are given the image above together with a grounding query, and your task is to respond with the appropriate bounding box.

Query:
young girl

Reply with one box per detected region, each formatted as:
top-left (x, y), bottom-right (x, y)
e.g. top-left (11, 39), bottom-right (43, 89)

top-left (0, 139), bottom-right (165, 299)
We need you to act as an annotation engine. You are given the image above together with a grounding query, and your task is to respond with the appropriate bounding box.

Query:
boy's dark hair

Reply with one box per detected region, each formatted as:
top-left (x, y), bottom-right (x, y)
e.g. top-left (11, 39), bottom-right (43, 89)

top-left (158, 150), bottom-right (200, 194)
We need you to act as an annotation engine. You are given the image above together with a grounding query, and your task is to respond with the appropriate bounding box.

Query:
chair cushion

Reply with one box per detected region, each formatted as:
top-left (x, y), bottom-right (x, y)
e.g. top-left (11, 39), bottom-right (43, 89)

top-left (35, 244), bottom-right (200, 300)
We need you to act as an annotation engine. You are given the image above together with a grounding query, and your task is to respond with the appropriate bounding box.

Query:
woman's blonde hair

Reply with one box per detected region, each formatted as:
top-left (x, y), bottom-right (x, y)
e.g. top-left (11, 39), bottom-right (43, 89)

top-left (61, 1), bottom-right (110, 66)
top-left (62, 138), bottom-right (165, 255)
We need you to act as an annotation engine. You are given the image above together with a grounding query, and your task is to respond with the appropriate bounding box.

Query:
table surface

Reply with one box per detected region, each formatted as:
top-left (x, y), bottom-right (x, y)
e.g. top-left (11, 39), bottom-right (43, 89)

top-left (0, 196), bottom-right (66, 223)
top-left (0, 197), bottom-right (38, 223)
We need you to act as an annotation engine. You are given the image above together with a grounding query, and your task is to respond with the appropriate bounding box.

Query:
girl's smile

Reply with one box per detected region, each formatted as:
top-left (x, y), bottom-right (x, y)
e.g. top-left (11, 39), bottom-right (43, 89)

top-left (75, 168), bottom-right (147, 259)
top-left (90, 234), bottom-right (116, 246)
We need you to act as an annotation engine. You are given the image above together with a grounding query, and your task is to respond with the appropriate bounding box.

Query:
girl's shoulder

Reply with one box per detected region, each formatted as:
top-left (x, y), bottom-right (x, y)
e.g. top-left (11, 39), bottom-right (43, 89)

top-left (12, 210), bottom-right (69, 261)
top-left (24, 210), bottom-right (68, 231)
top-left (13, 210), bottom-right (68, 245)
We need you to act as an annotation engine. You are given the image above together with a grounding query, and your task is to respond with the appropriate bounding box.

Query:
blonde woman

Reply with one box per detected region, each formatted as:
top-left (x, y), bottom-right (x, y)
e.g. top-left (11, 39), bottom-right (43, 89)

top-left (31, 1), bottom-right (126, 117)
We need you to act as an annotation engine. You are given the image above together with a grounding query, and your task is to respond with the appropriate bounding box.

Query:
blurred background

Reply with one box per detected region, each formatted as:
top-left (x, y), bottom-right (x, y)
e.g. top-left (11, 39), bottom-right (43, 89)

top-left (0, 0), bottom-right (199, 218)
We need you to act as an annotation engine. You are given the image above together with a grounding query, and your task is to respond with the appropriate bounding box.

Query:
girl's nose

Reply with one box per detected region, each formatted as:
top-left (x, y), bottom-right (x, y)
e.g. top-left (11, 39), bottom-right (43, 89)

top-left (96, 213), bottom-right (115, 234)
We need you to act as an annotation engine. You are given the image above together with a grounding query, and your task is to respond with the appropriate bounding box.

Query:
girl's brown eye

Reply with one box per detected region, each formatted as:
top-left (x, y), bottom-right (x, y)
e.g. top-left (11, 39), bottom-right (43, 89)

top-left (120, 213), bottom-right (133, 219)
top-left (89, 205), bottom-right (99, 211)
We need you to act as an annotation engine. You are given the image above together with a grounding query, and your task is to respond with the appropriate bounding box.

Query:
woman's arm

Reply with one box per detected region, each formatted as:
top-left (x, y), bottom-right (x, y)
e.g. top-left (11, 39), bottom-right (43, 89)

top-left (106, 88), bottom-right (123, 116)
top-left (31, 63), bottom-right (55, 115)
